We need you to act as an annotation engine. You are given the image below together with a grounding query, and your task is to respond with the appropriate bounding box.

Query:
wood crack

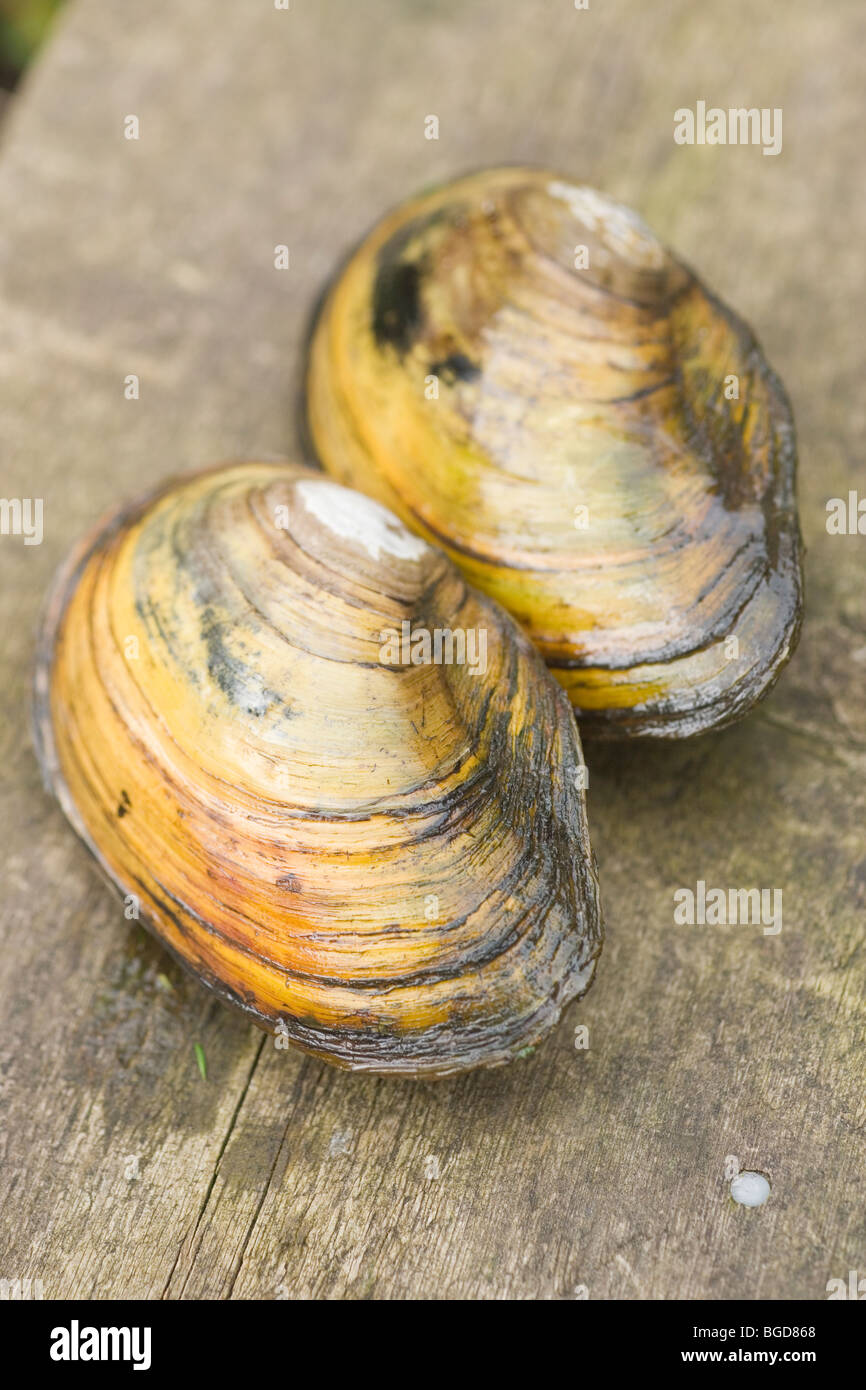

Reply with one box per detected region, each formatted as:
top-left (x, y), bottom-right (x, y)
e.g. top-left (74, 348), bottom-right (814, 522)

top-left (161, 1034), bottom-right (267, 1299)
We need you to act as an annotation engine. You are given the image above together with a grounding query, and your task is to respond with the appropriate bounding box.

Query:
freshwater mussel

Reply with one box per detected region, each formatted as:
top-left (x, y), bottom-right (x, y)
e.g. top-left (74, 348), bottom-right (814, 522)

top-left (33, 461), bottom-right (602, 1076)
top-left (306, 166), bottom-right (804, 737)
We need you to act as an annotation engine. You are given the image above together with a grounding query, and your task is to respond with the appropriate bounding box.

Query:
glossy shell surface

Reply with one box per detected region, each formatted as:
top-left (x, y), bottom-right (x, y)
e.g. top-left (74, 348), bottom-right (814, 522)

top-left (306, 166), bottom-right (803, 737)
top-left (33, 461), bottom-right (602, 1076)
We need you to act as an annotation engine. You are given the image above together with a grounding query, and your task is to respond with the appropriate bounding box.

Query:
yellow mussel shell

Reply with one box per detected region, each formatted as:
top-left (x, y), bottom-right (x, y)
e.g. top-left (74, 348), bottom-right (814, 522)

top-left (33, 461), bottom-right (602, 1076)
top-left (306, 166), bottom-right (803, 737)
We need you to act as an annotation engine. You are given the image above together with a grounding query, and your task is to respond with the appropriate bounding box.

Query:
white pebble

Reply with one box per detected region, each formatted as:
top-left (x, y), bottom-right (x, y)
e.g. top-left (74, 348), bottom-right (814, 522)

top-left (730, 1171), bottom-right (771, 1207)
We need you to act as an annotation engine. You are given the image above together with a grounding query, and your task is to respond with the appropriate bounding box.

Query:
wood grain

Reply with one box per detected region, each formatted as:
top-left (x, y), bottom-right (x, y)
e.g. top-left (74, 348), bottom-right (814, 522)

top-left (0, 0), bottom-right (864, 1299)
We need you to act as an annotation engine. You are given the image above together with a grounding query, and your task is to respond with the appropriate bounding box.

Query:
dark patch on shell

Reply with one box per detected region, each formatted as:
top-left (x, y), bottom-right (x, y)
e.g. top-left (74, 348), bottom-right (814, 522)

top-left (372, 258), bottom-right (424, 355)
top-left (429, 352), bottom-right (481, 384)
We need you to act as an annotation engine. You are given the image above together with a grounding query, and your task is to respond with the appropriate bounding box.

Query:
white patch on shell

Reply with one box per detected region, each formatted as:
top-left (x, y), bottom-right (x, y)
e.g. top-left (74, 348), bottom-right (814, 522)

top-left (295, 479), bottom-right (429, 562)
top-left (730, 1171), bottom-right (771, 1207)
top-left (547, 181), bottom-right (666, 270)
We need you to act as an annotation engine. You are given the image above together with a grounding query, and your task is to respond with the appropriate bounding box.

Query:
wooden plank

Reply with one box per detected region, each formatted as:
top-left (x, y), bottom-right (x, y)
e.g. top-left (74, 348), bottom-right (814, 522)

top-left (0, 0), bottom-right (864, 1299)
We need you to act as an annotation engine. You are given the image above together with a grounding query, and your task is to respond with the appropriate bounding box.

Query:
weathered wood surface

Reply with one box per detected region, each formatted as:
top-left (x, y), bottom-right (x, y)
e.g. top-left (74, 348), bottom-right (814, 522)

top-left (0, 0), bottom-right (864, 1300)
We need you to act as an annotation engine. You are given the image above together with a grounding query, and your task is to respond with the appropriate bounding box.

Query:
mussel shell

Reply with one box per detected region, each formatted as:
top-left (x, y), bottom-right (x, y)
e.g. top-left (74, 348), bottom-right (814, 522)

top-left (305, 166), bottom-right (803, 737)
top-left (33, 461), bottom-right (602, 1076)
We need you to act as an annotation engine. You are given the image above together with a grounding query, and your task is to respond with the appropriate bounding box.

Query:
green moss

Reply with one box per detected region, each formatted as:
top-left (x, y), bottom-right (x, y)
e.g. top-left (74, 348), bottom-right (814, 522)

top-left (0, 1), bottom-right (65, 81)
